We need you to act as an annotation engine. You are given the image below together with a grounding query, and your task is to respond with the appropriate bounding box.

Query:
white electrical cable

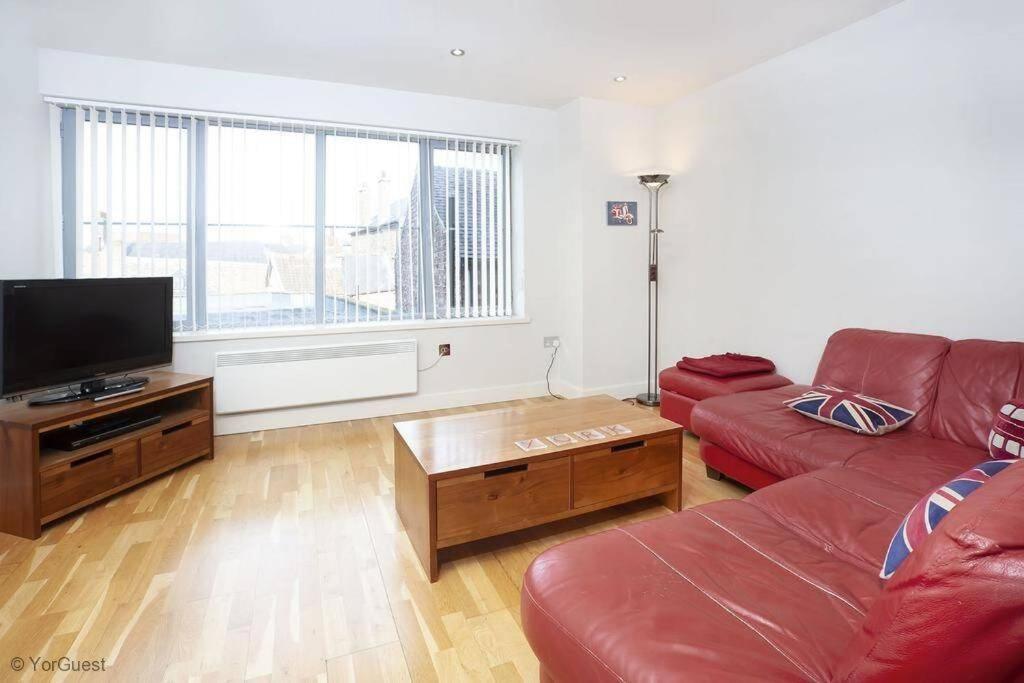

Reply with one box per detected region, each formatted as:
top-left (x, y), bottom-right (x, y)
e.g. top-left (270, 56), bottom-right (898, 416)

top-left (546, 342), bottom-right (566, 400)
top-left (418, 350), bottom-right (446, 373)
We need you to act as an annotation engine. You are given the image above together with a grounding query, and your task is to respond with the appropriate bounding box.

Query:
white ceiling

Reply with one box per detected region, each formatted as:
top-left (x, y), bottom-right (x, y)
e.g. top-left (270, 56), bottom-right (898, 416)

top-left (32, 0), bottom-right (903, 109)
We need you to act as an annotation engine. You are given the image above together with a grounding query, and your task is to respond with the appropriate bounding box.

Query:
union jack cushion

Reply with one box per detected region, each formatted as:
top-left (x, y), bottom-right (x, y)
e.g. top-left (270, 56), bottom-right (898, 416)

top-left (784, 385), bottom-right (916, 435)
top-left (880, 459), bottom-right (1017, 579)
top-left (989, 399), bottom-right (1024, 459)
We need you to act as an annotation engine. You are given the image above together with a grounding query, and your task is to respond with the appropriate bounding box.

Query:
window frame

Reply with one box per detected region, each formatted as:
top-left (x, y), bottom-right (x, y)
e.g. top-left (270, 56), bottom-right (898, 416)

top-left (58, 107), bottom-right (517, 335)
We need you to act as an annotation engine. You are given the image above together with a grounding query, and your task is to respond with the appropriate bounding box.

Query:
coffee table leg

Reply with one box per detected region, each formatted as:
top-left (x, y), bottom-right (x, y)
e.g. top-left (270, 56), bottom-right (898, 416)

top-left (659, 434), bottom-right (684, 512)
top-left (395, 430), bottom-right (440, 581)
top-left (659, 486), bottom-right (682, 512)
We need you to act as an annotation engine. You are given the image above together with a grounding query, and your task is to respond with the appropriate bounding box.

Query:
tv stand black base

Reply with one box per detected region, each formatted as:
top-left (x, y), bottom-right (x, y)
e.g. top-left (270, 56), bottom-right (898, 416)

top-left (28, 376), bottom-right (151, 406)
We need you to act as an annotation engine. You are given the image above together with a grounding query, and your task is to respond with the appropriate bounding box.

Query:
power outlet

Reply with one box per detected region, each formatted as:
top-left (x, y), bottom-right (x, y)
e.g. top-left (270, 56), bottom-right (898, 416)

top-left (543, 336), bottom-right (561, 349)
top-left (438, 343), bottom-right (451, 357)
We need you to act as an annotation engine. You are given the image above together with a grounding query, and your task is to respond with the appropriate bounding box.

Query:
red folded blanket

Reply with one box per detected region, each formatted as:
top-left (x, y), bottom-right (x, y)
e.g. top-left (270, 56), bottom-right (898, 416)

top-left (677, 353), bottom-right (776, 378)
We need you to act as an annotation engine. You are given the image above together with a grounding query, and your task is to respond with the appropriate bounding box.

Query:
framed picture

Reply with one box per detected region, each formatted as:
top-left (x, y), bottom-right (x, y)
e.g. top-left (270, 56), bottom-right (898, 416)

top-left (607, 201), bottom-right (638, 226)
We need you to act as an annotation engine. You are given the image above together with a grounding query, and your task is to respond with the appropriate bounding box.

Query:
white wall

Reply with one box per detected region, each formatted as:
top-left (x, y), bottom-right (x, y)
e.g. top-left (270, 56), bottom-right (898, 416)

top-left (656, 0), bottom-right (1024, 383)
top-left (557, 99), bottom-right (659, 397)
top-left (0, 0), bottom-right (52, 277)
top-left (35, 49), bottom-right (570, 434)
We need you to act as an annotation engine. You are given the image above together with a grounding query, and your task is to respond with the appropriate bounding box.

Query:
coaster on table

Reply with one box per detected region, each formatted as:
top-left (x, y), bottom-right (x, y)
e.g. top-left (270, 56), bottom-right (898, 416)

top-left (574, 428), bottom-right (607, 441)
top-left (546, 433), bottom-right (578, 446)
top-left (600, 424), bottom-right (632, 436)
top-left (514, 438), bottom-right (548, 452)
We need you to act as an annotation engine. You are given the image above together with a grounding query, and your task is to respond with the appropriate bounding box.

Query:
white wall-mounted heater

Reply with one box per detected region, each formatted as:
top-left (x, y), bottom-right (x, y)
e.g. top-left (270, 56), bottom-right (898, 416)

top-left (214, 339), bottom-right (418, 414)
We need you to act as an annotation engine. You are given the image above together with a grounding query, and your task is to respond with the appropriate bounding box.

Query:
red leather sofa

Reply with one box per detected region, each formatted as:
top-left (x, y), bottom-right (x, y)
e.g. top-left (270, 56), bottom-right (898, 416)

top-left (522, 329), bottom-right (1024, 681)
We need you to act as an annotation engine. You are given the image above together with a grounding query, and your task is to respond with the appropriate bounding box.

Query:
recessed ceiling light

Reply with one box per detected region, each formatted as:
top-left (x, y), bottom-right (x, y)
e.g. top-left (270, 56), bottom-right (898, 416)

top-left (450, 48), bottom-right (466, 57)
top-left (613, 75), bottom-right (627, 83)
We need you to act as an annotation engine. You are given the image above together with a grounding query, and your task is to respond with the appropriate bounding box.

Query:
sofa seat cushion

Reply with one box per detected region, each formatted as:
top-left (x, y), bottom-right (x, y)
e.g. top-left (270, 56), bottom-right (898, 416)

top-left (522, 499), bottom-right (882, 683)
top-left (692, 385), bottom-right (870, 478)
top-left (693, 386), bottom-right (986, 482)
top-left (659, 365), bottom-right (792, 401)
top-left (842, 436), bottom-right (983, 488)
top-left (746, 467), bottom-right (929, 572)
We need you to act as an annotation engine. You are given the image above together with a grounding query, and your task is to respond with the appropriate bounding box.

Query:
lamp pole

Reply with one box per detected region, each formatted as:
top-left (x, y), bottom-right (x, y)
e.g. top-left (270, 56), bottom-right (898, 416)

top-left (636, 174), bottom-right (670, 407)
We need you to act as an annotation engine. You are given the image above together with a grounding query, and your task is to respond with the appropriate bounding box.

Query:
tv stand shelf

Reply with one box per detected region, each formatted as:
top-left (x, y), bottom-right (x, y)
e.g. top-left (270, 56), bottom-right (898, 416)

top-left (0, 371), bottom-right (214, 539)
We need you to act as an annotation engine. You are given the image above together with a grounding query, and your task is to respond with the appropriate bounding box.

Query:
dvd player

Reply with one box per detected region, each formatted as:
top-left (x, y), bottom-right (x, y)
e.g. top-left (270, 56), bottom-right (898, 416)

top-left (46, 410), bottom-right (163, 451)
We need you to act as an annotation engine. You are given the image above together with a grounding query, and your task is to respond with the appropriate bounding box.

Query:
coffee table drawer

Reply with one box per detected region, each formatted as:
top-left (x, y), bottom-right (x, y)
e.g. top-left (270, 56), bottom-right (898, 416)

top-left (436, 457), bottom-right (571, 543)
top-left (573, 435), bottom-right (679, 509)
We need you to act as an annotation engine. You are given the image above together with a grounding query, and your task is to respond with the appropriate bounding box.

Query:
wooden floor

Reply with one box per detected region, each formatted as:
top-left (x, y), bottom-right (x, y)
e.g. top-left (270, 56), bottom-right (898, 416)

top-left (0, 397), bottom-right (746, 682)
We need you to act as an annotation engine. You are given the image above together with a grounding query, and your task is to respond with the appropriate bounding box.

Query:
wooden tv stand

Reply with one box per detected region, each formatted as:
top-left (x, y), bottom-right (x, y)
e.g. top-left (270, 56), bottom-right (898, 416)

top-left (0, 371), bottom-right (214, 539)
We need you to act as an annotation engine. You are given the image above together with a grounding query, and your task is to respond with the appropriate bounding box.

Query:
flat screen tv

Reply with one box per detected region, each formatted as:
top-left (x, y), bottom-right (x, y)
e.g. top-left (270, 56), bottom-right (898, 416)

top-left (1, 278), bottom-right (173, 399)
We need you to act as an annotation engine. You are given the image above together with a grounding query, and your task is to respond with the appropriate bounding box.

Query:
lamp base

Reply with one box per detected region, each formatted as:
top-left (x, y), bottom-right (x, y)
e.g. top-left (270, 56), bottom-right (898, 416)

top-left (635, 392), bottom-right (660, 407)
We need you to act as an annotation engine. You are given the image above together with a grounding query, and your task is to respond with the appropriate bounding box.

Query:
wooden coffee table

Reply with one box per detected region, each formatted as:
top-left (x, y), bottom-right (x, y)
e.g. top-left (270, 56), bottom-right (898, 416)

top-left (394, 395), bottom-right (683, 581)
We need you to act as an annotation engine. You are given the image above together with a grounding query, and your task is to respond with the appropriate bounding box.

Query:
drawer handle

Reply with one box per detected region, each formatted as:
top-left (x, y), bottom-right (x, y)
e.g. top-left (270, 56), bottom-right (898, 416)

top-left (163, 421), bottom-right (192, 436)
top-left (611, 440), bottom-right (646, 453)
top-left (70, 449), bottom-right (114, 467)
top-left (484, 463), bottom-right (528, 478)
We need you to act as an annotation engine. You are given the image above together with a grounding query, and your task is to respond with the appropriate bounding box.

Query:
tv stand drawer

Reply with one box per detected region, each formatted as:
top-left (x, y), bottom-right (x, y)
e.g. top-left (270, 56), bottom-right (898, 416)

top-left (140, 417), bottom-right (210, 474)
top-left (40, 442), bottom-right (140, 518)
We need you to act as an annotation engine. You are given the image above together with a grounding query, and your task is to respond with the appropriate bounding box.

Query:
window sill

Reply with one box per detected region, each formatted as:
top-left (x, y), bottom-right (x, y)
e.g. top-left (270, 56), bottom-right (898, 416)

top-left (173, 315), bottom-right (532, 344)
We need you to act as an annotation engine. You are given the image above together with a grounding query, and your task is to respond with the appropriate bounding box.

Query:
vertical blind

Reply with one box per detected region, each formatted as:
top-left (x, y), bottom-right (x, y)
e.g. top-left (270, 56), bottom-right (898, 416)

top-left (54, 101), bottom-right (517, 332)
top-left (67, 107), bottom-right (193, 328)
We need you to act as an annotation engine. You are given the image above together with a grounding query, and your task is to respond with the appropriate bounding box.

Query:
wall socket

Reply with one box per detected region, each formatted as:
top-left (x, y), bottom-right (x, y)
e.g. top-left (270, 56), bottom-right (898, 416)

top-left (438, 343), bottom-right (451, 357)
top-left (543, 336), bottom-right (561, 349)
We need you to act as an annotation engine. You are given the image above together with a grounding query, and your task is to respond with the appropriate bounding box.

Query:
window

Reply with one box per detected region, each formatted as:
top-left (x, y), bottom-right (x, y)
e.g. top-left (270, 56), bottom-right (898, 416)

top-left (323, 131), bottom-right (422, 324)
top-left (205, 121), bottom-right (317, 329)
top-left (55, 103), bottom-right (517, 333)
top-left (431, 141), bottom-right (512, 319)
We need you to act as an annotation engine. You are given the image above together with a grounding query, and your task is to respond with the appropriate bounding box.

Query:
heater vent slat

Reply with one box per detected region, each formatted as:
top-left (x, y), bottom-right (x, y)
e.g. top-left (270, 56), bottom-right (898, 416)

top-left (216, 340), bottom-right (417, 367)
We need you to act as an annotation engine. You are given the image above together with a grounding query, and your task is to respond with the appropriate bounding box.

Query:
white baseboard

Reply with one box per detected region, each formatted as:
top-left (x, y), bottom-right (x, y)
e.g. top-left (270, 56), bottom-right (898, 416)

top-left (551, 379), bottom-right (648, 401)
top-left (213, 380), bottom-right (551, 435)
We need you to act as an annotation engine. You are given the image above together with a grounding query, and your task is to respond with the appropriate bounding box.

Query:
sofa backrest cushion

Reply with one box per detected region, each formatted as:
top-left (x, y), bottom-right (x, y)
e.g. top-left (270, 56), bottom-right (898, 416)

top-left (813, 329), bottom-right (950, 434)
top-left (833, 460), bottom-right (1024, 681)
top-left (929, 339), bottom-right (1024, 449)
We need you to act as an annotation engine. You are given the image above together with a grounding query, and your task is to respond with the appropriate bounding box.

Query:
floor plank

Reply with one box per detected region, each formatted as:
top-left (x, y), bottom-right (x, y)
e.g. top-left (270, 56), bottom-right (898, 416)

top-left (0, 397), bottom-right (746, 681)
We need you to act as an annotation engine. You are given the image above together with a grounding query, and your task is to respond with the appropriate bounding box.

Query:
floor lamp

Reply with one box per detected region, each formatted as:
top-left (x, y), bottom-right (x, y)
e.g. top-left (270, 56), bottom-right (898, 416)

top-left (636, 174), bottom-right (670, 407)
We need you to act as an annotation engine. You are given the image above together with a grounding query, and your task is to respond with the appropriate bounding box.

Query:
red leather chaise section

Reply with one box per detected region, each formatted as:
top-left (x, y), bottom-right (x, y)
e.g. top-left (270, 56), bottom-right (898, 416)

top-left (522, 458), bottom-right (969, 681)
top-left (523, 460), bottom-right (1024, 681)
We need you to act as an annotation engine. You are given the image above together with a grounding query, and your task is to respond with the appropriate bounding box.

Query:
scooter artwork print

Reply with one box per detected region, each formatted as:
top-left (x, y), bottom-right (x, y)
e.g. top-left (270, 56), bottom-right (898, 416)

top-left (607, 201), bottom-right (637, 226)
